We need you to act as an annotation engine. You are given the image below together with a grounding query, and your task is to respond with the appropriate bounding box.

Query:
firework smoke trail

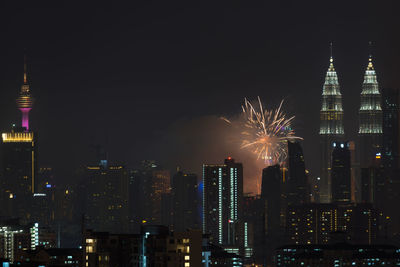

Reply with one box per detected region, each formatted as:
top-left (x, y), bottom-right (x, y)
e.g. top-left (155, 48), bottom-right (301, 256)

top-left (224, 97), bottom-right (302, 166)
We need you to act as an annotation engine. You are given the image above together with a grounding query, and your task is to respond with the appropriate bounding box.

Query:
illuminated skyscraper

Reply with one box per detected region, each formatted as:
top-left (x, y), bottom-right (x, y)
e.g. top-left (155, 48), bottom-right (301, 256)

top-left (1, 60), bottom-right (37, 224)
top-left (319, 48), bottom-right (344, 203)
top-left (358, 55), bottom-right (382, 167)
top-left (202, 157), bottom-right (243, 248)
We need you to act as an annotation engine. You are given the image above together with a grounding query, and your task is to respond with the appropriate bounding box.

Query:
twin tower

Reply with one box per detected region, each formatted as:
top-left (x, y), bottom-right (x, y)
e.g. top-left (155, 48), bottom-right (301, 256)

top-left (319, 49), bottom-right (382, 203)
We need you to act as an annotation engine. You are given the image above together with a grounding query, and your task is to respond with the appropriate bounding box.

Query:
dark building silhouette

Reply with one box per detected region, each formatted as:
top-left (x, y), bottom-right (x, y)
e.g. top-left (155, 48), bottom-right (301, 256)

top-left (287, 141), bottom-right (309, 206)
top-left (171, 171), bottom-right (199, 232)
top-left (361, 167), bottom-right (385, 207)
top-left (84, 162), bottom-right (129, 233)
top-left (331, 141), bottom-right (351, 203)
top-left (319, 52), bottom-right (345, 203)
top-left (260, 164), bottom-right (284, 265)
top-left (129, 161), bottom-right (171, 231)
top-left (202, 157), bottom-right (243, 251)
top-left (382, 88), bottom-right (400, 171)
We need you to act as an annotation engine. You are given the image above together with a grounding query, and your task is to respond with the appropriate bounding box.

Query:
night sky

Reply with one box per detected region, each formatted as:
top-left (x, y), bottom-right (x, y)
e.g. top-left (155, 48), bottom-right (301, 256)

top-left (0, 2), bottom-right (399, 192)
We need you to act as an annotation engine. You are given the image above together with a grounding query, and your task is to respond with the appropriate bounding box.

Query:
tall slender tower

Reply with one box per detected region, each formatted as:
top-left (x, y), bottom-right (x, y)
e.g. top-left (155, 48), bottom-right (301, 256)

top-left (16, 56), bottom-right (34, 131)
top-left (358, 54), bottom-right (382, 168)
top-left (319, 45), bottom-right (344, 203)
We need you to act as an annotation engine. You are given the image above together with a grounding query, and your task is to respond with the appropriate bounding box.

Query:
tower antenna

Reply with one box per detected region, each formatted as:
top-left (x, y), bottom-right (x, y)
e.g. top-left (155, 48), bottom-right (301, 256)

top-left (368, 41), bottom-right (373, 60)
top-left (23, 53), bottom-right (27, 85)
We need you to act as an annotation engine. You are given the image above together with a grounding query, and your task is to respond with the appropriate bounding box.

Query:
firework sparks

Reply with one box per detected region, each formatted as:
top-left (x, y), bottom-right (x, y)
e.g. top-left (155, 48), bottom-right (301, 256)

top-left (225, 97), bottom-right (302, 165)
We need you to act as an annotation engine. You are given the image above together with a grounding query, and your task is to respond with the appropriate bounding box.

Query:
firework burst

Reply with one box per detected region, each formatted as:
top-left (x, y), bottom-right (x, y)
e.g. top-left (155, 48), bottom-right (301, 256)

top-left (225, 97), bottom-right (302, 165)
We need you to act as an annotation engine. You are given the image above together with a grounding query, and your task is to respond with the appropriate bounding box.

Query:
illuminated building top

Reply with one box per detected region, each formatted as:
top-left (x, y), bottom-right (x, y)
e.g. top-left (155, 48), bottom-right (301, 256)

top-left (2, 131), bottom-right (34, 143)
top-left (16, 57), bottom-right (34, 109)
top-left (358, 56), bottom-right (382, 134)
top-left (319, 53), bottom-right (345, 135)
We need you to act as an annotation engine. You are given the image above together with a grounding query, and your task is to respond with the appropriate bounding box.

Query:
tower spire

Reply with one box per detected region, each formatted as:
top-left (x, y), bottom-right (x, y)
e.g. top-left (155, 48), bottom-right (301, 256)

top-left (23, 54), bottom-right (27, 85)
top-left (367, 41), bottom-right (374, 70)
top-left (329, 42), bottom-right (334, 71)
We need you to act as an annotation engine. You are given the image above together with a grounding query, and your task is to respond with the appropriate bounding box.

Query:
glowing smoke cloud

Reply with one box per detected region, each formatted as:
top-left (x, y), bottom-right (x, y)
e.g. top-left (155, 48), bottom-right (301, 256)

top-left (223, 97), bottom-right (302, 166)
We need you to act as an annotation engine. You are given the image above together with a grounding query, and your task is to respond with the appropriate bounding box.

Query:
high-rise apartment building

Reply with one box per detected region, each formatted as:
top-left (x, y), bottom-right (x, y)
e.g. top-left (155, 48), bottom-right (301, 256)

top-left (319, 51), bottom-right (345, 203)
top-left (202, 157), bottom-right (243, 248)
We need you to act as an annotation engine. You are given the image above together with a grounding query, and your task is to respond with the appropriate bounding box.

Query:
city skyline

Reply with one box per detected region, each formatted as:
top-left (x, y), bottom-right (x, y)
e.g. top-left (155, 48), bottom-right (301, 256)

top-left (0, 3), bottom-right (399, 192)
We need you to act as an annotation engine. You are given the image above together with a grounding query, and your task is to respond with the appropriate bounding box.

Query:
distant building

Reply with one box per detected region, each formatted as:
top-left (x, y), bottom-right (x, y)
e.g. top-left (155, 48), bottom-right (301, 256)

top-left (84, 162), bottom-right (129, 233)
top-left (358, 56), bottom-right (383, 168)
top-left (242, 194), bottom-right (263, 262)
top-left (260, 164), bottom-right (284, 265)
top-left (0, 58), bottom-right (37, 225)
top-left (129, 161), bottom-right (171, 229)
top-left (261, 165), bottom-right (282, 236)
top-left (286, 203), bottom-right (378, 245)
top-left (331, 141), bottom-right (351, 203)
top-left (151, 169), bottom-right (171, 224)
top-left (276, 243), bottom-right (400, 266)
top-left (1, 127), bottom-right (37, 224)
top-left (15, 247), bottom-right (81, 267)
top-left (171, 171), bottom-right (199, 232)
top-left (83, 226), bottom-right (201, 267)
top-left (287, 141), bottom-right (309, 206)
top-left (202, 157), bottom-right (243, 249)
top-left (382, 88), bottom-right (400, 171)
top-left (319, 52), bottom-right (345, 203)
top-left (0, 222), bottom-right (55, 263)
top-left (361, 166), bottom-right (385, 208)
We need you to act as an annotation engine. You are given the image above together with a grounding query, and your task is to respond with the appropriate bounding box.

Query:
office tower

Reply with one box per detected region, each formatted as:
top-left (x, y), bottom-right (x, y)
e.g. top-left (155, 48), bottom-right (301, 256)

top-left (151, 169), bottom-right (171, 224)
top-left (287, 141), bottom-right (309, 206)
top-left (202, 157), bottom-right (243, 248)
top-left (360, 167), bottom-right (385, 208)
top-left (358, 55), bottom-right (383, 167)
top-left (319, 51), bottom-right (345, 203)
top-left (382, 88), bottom-right (400, 171)
top-left (129, 161), bottom-right (171, 228)
top-left (331, 141), bottom-right (351, 203)
top-left (171, 171), bottom-right (199, 232)
top-left (1, 126), bottom-right (37, 223)
top-left (348, 141), bottom-right (360, 202)
top-left (261, 165), bottom-right (282, 235)
top-left (84, 162), bottom-right (129, 233)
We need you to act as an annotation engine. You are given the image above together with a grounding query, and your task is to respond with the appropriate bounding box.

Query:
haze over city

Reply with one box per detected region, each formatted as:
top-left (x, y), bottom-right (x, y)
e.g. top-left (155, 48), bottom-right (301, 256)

top-left (0, 2), bottom-right (400, 266)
